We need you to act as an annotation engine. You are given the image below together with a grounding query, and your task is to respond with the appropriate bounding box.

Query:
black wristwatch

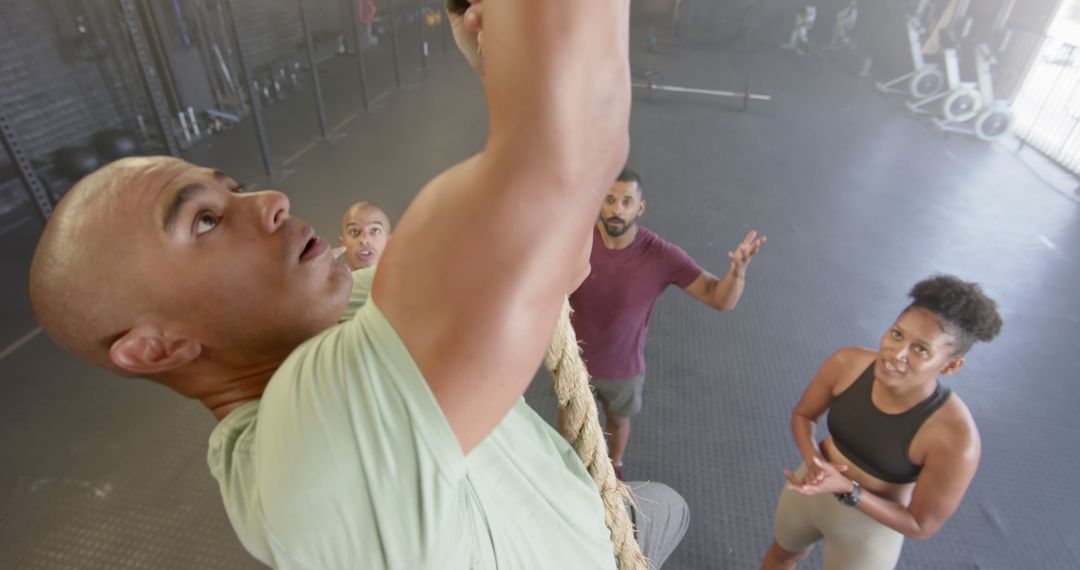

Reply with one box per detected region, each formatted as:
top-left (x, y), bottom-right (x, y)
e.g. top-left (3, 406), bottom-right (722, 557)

top-left (836, 479), bottom-right (861, 507)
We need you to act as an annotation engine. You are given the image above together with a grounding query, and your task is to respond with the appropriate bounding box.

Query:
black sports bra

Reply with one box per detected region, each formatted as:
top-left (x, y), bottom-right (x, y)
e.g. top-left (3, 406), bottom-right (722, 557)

top-left (827, 363), bottom-right (951, 484)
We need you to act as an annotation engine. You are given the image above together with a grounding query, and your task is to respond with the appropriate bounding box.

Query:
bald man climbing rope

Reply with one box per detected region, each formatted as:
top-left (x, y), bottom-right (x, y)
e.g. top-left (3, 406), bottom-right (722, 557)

top-left (29, 0), bottom-right (687, 568)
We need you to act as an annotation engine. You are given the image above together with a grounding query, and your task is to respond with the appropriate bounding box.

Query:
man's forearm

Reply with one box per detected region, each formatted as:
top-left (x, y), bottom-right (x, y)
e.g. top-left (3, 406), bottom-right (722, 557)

top-left (478, 0), bottom-right (630, 295)
top-left (707, 269), bottom-right (746, 310)
top-left (481, 0), bottom-right (630, 198)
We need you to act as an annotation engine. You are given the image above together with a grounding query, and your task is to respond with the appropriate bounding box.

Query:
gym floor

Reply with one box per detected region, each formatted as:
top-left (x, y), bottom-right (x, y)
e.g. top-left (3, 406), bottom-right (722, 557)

top-left (2, 26), bottom-right (1079, 570)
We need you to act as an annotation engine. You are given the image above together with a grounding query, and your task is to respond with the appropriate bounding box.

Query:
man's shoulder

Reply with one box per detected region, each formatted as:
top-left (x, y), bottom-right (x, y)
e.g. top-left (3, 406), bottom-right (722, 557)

top-left (637, 226), bottom-right (689, 258)
top-left (637, 226), bottom-right (676, 248)
top-left (636, 225), bottom-right (661, 242)
top-left (208, 400), bottom-right (260, 468)
top-left (206, 400), bottom-right (275, 565)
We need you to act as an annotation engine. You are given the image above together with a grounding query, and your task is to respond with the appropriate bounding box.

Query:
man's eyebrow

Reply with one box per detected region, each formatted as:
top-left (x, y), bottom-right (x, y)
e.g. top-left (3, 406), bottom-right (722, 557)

top-left (213, 170), bottom-right (245, 191)
top-left (163, 184), bottom-right (208, 232)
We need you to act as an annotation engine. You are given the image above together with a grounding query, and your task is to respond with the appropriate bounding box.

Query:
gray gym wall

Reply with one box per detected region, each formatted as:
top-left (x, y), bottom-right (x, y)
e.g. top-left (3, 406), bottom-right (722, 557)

top-left (0, 0), bottom-right (351, 225)
top-left (0, 0), bottom-right (144, 217)
top-left (663, 0), bottom-right (851, 47)
top-left (227, 0), bottom-right (358, 99)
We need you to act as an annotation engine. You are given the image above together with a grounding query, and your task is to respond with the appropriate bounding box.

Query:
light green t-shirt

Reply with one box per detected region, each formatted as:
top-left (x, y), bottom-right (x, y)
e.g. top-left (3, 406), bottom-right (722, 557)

top-left (207, 268), bottom-right (615, 569)
top-left (336, 266), bottom-right (375, 323)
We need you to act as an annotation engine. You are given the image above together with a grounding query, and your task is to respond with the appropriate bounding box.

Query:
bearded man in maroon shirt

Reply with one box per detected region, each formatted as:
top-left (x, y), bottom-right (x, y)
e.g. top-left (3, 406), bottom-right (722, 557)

top-left (567, 168), bottom-right (766, 480)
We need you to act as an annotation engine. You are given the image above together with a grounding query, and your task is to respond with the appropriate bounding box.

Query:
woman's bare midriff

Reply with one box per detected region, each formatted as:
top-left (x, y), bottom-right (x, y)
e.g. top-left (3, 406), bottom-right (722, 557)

top-left (820, 436), bottom-right (915, 505)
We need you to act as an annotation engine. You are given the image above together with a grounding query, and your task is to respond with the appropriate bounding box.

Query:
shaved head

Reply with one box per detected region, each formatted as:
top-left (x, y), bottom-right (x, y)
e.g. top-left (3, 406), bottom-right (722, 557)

top-left (30, 156), bottom-right (352, 387)
top-left (341, 201), bottom-right (389, 228)
top-left (341, 200), bottom-right (393, 231)
top-left (30, 157), bottom-right (188, 374)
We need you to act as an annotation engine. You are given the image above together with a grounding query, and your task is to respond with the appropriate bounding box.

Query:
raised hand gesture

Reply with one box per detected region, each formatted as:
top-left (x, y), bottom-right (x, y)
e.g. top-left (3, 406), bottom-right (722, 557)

top-left (728, 230), bottom-right (766, 277)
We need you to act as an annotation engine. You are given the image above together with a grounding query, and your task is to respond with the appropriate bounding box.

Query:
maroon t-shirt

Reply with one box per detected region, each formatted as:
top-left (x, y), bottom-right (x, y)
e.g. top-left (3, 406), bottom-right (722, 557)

top-left (570, 226), bottom-right (704, 380)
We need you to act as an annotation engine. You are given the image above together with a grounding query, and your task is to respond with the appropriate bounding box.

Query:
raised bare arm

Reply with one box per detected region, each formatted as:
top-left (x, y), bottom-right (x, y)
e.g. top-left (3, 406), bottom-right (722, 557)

top-left (372, 0), bottom-right (631, 453)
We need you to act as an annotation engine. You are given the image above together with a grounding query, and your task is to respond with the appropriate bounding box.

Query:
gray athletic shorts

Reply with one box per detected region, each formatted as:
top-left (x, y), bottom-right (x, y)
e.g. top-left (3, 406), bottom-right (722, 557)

top-left (773, 464), bottom-right (905, 569)
top-left (592, 374), bottom-right (646, 417)
top-left (627, 481), bottom-right (690, 568)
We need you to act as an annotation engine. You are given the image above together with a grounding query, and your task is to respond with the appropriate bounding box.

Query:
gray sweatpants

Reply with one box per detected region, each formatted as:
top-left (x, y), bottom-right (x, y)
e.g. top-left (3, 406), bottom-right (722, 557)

top-left (627, 481), bottom-right (690, 569)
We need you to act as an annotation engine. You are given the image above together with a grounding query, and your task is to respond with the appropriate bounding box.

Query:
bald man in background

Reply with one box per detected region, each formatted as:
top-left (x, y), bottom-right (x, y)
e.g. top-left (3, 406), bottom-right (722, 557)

top-left (339, 201), bottom-right (391, 270)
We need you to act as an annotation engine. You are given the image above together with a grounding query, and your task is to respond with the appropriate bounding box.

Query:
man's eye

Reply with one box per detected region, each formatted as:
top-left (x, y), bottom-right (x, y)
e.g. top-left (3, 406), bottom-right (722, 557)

top-left (371, 228), bottom-right (381, 236)
top-left (230, 184), bottom-right (247, 194)
top-left (195, 212), bottom-right (219, 235)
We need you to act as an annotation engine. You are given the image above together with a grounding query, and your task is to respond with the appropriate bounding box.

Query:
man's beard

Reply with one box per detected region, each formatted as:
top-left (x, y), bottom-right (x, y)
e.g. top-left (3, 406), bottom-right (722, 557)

top-left (602, 216), bottom-right (634, 237)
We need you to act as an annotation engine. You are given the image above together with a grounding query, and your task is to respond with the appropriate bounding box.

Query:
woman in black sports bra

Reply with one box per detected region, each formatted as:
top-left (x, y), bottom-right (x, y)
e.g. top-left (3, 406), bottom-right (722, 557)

top-left (761, 275), bottom-right (1003, 570)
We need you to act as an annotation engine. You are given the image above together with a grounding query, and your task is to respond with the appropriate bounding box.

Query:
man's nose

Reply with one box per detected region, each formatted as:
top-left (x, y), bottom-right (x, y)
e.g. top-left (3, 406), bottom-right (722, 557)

top-left (255, 191), bottom-right (291, 234)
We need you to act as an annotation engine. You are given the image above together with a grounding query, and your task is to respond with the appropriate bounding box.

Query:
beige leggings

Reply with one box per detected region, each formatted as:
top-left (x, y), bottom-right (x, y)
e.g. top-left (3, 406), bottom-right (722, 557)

top-left (773, 464), bottom-right (906, 570)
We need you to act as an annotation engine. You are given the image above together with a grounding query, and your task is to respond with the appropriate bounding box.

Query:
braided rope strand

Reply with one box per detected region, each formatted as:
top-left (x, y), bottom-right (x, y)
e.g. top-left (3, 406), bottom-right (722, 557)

top-left (545, 298), bottom-right (648, 569)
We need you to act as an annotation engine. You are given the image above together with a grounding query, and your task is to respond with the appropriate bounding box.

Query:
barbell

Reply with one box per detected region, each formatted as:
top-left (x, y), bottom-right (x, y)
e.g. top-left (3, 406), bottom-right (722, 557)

top-left (633, 73), bottom-right (772, 111)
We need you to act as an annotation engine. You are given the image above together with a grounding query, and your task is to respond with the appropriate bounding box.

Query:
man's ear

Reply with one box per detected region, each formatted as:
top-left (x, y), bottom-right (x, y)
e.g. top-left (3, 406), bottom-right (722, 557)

top-left (110, 323), bottom-right (202, 375)
top-left (638, 199), bottom-right (647, 216)
top-left (941, 356), bottom-right (966, 376)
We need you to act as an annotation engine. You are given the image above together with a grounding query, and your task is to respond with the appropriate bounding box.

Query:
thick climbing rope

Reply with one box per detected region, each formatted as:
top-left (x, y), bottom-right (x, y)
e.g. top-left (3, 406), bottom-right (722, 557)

top-left (545, 298), bottom-right (648, 570)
